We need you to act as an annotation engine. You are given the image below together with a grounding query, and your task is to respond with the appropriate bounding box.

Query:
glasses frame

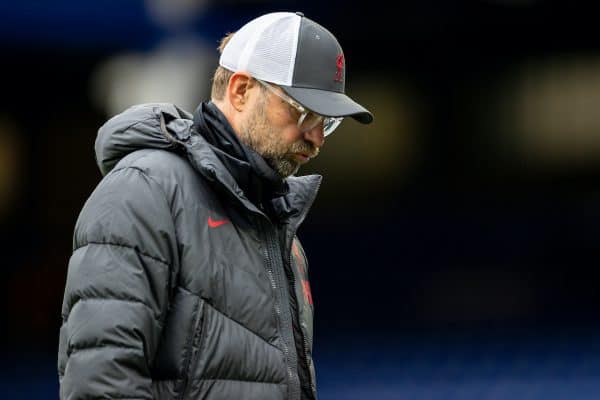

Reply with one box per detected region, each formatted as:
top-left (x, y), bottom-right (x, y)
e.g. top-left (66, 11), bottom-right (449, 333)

top-left (255, 78), bottom-right (343, 137)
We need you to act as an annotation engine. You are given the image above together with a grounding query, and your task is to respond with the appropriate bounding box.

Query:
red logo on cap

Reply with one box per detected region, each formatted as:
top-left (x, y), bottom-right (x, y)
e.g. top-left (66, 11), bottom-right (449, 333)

top-left (335, 53), bottom-right (344, 83)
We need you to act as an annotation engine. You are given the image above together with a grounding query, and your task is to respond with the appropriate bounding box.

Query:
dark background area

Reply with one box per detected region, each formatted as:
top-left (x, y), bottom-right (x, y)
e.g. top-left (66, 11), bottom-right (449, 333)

top-left (1, 1), bottom-right (600, 398)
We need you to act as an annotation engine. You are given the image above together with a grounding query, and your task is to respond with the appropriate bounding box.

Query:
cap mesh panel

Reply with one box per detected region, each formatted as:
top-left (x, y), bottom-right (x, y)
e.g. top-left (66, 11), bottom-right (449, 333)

top-left (219, 13), bottom-right (300, 86)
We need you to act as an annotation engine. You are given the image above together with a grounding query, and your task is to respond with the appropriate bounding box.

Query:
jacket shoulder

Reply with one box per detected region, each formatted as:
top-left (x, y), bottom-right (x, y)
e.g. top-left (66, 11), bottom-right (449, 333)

top-left (115, 148), bottom-right (191, 175)
top-left (113, 148), bottom-right (210, 196)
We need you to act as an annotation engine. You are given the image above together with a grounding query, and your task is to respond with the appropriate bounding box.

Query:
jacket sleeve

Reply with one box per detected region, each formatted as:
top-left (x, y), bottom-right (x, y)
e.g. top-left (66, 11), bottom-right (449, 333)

top-left (58, 166), bottom-right (178, 399)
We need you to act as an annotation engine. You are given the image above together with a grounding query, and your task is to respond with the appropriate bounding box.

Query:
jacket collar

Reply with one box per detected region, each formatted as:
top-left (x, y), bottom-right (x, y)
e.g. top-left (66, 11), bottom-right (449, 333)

top-left (181, 103), bottom-right (321, 225)
top-left (192, 101), bottom-right (289, 209)
top-left (94, 102), bottom-right (321, 226)
top-left (183, 123), bottom-right (322, 225)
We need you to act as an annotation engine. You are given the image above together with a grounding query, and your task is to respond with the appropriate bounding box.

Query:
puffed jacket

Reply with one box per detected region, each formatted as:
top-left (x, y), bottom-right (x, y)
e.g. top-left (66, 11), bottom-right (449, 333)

top-left (58, 103), bottom-right (321, 400)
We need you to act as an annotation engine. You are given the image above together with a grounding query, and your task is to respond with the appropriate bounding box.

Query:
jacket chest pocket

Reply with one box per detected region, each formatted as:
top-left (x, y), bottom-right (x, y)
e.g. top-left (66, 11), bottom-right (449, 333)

top-left (151, 287), bottom-right (206, 395)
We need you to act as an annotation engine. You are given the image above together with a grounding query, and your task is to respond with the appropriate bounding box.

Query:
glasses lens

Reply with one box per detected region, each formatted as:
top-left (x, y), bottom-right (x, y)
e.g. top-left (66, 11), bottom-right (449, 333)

top-left (258, 79), bottom-right (344, 137)
top-left (298, 113), bottom-right (343, 137)
top-left (323, 117), bottom-right (343, 137)
top-left (299, 112), bottom-right (324, 132)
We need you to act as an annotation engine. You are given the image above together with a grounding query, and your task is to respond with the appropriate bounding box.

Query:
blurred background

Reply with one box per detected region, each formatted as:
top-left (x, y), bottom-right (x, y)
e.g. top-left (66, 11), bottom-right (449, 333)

top-left (1, 0), bottom-right (600, 399)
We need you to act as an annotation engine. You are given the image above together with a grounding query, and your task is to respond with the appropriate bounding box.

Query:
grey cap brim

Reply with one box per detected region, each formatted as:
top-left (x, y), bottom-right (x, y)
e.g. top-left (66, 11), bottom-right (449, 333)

top-left (282, 86), bottom-right (373, 124)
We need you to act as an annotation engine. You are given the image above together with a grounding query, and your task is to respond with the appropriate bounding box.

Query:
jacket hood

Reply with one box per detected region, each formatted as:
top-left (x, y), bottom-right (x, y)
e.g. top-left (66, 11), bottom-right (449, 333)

top-left (95, 103), bottom-right (193, 176)
top-left (94, 103), bottom-right (322, 223)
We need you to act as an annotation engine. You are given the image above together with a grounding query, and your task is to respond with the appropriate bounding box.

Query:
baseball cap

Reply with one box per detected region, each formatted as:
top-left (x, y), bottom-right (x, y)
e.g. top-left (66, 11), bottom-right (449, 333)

top-left (219, 11), bottom-right (373, 124)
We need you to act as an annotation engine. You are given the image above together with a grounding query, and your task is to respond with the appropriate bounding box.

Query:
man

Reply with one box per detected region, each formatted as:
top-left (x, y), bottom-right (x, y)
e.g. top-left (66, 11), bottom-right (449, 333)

top-left (58, 11), bottom-right (372, 400)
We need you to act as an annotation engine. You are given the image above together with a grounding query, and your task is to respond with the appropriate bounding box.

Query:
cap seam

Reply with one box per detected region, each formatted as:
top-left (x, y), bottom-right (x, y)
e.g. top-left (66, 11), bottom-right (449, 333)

top-left (287, 15), bottom-right (302, 87)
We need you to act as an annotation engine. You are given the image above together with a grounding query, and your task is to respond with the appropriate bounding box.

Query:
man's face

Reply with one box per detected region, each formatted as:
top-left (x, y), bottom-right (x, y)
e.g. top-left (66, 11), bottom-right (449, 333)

top-left (238, 85), bottom-right (324, 178)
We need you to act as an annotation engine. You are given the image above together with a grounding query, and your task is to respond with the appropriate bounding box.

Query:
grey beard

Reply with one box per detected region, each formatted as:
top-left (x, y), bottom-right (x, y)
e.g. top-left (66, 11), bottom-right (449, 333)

top-left (266, 155), bottom-right (300, 178)
top-left (237, 100), bottom-right (306, 178)
top-left (236, 132), bottom-right (299, 178)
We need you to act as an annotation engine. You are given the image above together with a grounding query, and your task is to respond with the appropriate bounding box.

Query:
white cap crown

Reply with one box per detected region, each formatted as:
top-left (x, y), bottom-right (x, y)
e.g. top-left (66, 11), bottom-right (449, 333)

top-left (219, 12), bottom-right (301, 86)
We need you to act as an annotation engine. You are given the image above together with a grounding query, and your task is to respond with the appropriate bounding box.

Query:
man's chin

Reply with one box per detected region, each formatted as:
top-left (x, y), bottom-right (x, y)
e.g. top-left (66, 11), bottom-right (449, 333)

top-left (269, 157), bottom-right (301, 178)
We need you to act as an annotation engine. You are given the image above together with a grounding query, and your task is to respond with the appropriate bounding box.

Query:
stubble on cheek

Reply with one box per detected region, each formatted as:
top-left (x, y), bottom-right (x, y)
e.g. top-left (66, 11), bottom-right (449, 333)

top-left (237, 99), bottom-right (319, 177)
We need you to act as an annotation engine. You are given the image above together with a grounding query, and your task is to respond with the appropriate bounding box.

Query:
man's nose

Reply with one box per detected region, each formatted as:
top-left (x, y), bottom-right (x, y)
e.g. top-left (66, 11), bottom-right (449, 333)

top-left (303, 124), bottom-right (325, 148)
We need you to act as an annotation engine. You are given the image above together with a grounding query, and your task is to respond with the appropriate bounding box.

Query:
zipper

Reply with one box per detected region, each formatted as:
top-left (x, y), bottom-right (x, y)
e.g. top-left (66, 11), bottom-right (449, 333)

top-left (259, 217), bottom-right (301, 400)
top-left (264, 254), bottom-right (295, 387)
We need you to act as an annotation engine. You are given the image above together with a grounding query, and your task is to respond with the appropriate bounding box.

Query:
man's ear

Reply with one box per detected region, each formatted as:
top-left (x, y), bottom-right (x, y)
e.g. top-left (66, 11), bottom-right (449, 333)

top-left (227, 72), bottom-right (256, 111)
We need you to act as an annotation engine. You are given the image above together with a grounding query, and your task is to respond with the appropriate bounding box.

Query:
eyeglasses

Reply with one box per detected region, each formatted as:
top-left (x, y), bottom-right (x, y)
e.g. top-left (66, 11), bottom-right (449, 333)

top-left (255, 79), bottom-right (343, 137)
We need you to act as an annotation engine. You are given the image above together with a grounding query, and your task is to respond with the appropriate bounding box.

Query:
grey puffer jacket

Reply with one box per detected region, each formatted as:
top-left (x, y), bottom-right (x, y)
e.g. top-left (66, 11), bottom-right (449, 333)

top-left (58, 103), bottom-right (321, 400)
